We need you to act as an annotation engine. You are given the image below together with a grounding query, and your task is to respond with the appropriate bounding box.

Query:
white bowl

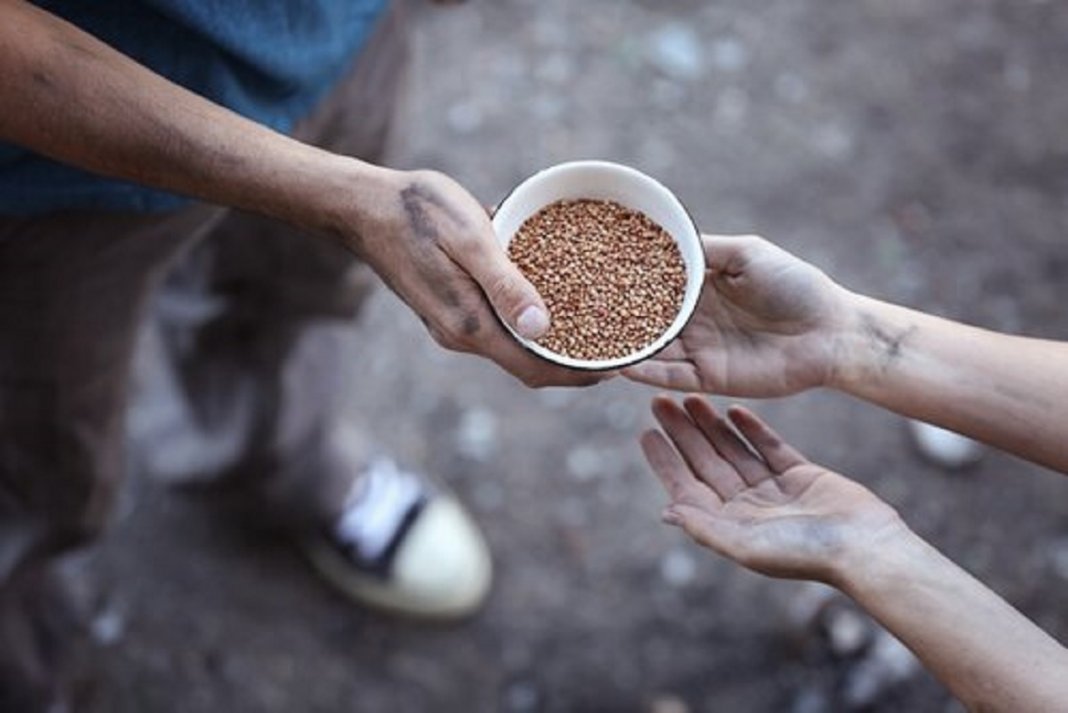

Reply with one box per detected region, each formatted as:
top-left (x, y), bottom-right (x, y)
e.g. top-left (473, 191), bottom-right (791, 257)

top-left (493, 160), bottom-right (705, 371)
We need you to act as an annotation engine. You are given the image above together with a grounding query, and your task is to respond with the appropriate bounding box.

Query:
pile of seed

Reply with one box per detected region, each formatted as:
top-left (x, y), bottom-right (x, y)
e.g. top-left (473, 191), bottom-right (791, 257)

top-left (507, 198), bottom-right (686, 361)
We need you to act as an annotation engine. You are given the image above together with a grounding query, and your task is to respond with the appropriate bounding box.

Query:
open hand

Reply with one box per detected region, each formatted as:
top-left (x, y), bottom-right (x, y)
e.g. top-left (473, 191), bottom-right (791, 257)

top-left (625, 235), bottom-right (851, 397)
top-left (353, 169), bottom-right (600, 388)
top-left (641, 396), bottom-right (902, 584)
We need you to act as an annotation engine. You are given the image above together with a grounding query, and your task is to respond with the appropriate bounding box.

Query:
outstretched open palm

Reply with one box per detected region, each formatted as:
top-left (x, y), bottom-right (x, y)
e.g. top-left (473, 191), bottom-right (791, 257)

top-left (625, 235), bottom-right (850, 397)
top-left (641, 396), bottom-right (901, 583)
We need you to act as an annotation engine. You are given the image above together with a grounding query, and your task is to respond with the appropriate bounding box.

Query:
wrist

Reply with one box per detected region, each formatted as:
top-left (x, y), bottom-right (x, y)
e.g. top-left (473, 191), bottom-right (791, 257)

top-left (831, 517), bottom-right (925, 598)
top-left (307, 156), bottom-right (405, 249)
top-left (825, 292), bottom-right (901, 393)
top-left (810, 286), bottom-right (865, 391)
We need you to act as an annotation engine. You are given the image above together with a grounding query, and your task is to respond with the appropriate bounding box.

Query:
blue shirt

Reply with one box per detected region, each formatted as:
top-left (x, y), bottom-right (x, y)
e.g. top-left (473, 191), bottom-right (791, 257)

top-left (0, 0), bottom-right (389, 215)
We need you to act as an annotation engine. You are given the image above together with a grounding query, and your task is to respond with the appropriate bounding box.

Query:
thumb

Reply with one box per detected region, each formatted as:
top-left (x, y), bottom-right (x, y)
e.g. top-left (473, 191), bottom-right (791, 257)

top-left (464, 240), bottom-right (551, 340)
top-left (701, 233), bottom-right (768, 275)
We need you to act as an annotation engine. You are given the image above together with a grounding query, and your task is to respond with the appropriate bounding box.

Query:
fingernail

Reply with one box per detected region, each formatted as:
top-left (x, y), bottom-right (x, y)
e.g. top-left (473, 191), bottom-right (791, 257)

top-left (661, 508), bottom-right (681, 526)
top-left (516, 306), bottom-right (550, 340)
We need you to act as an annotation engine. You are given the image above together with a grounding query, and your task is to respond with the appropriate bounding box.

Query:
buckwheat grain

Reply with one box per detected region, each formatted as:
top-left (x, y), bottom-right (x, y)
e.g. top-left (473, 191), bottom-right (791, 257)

top-left (507, 198), bottom-right (686, 362)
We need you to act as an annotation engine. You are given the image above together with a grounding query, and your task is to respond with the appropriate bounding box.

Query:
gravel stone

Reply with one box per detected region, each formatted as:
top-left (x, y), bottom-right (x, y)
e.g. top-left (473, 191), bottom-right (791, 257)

top-left (660, 547), bottom-right (698, 588)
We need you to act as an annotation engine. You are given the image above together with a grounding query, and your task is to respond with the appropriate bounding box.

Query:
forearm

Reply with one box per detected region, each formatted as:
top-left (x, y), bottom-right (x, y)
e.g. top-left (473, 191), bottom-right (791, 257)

top-left (0, 0), bottom-right (394, 238)
top-left (831, 293), bottom-right (1068, 473)
top-left (838, 528), bottom-right (1068, 712)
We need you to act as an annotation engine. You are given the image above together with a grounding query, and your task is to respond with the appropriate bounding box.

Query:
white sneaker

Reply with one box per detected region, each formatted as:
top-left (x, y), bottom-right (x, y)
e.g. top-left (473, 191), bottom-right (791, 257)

top-left (301, 457), bottom-right (492, 620)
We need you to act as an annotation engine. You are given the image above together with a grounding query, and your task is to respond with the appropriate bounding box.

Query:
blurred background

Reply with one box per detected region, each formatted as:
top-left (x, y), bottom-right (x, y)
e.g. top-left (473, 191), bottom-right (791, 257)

top-left (79, 0), bottom-right (1068, 710)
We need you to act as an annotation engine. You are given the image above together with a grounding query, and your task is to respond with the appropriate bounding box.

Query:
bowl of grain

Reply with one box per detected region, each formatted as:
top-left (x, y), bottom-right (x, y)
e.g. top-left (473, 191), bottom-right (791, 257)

top-left (493, 160), bottom-right (705, 371)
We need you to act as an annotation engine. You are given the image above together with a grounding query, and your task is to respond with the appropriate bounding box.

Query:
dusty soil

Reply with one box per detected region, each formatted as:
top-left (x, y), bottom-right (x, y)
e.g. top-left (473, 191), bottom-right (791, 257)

top-left (78, 0), bottom-right (1068, 711)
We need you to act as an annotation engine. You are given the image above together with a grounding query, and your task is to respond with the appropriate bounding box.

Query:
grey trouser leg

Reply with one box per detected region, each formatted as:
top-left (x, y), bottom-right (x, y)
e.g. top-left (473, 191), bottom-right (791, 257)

top-left (0, 3), bottom-right (407, 704)
top-left (0, 206), bottom-right (225, 706)
top-left (131, 5), bottom-right (407, 519)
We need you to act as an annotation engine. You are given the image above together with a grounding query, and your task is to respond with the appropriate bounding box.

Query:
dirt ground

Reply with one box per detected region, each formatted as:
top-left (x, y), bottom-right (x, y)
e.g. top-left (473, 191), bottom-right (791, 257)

top-left (77, 0), bottom-right (1068, 711)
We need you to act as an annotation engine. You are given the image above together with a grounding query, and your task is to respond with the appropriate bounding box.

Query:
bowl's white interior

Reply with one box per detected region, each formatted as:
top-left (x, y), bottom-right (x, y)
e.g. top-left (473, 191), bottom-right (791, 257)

top-left (493, 160), bottom-right (704, 370)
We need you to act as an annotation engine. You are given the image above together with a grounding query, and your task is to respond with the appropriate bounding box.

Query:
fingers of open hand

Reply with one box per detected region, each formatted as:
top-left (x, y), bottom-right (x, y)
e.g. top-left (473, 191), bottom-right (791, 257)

top-left (682, 396), bottom-right (770, 486)
top-left (651, 396), bottom-right (746, 500)
top-left (726, 405), bottom-right (809, 473)
top-left (640, 430), bottom-right (722, 510)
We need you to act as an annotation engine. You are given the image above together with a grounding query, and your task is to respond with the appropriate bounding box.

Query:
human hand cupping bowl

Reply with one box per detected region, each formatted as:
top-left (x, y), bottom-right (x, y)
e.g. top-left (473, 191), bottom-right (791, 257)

top-left (353, 168), bottom-right (601, 388)
top-left (624, 235), bottom-right (851, 397)
top-left (641, 396), bottom-right (902, 584)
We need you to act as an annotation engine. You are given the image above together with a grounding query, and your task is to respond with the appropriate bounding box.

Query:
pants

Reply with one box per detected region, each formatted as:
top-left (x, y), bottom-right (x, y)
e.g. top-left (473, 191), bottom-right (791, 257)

top-left (0, 6), bottom-right (407, 707)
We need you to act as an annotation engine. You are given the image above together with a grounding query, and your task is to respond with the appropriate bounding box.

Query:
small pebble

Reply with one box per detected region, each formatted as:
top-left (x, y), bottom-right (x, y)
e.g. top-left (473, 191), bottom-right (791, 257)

top-left (647, 24), bottom-right (705, 80)
top-left (91, 607), bottom-right (125, 646)
top-left (1048, 537), bottom-right (1068, 581)
top-left (504, 680), bottom-right (541, 713)
top-left (908, 420), bottom-right (984, 470)
top-left (660, 547), bottom-right (697, 588)
top-left (842, 630), bottom-right (920, 708)
top-left (648, 694), bottom-right (690, 713)
top-left (456, 407), bottom-right (498, 461)
top-left (446, 102), bottom-right (484, 135)
top-left (566, 446), bottom-right (604, 482)
top-left (823, 604), bottom-right (873, 658)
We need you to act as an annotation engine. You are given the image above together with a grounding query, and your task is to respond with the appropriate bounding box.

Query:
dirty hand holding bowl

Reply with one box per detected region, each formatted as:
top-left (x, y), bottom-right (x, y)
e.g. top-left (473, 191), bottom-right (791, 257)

top-left (360, 169), bottom-right (601, 389)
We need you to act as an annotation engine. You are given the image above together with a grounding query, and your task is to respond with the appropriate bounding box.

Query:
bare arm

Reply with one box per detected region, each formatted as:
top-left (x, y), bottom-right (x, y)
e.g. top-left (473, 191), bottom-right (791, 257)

top-left (625, 235), bottom-right (1068, 473)
top-left (0, 0), bottom-right (596, 387)
top-left (642, 396), bottom-right (1068, 712)
top-left (832, 295), bottom-right (1068, 473)
top-left (839, 527), bottom-right (1068, 712)
top-left (0, 0), bottom-right (361, 234)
